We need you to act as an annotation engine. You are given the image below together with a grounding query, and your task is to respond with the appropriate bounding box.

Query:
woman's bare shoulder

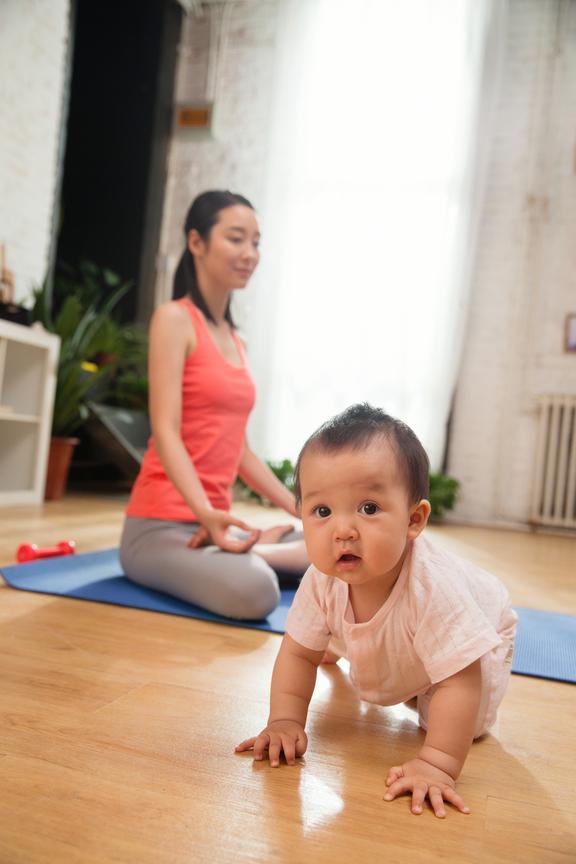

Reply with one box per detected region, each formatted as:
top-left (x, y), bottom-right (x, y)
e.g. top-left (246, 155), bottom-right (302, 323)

top-left (150, 300), bottom-right (196, 351)
top-left (152, 299), bottom-right (192, 324)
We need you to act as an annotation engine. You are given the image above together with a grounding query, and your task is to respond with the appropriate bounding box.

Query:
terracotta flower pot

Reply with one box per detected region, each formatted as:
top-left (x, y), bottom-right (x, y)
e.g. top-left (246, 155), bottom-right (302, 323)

top-left (44, 437), bottom-right (79, 501)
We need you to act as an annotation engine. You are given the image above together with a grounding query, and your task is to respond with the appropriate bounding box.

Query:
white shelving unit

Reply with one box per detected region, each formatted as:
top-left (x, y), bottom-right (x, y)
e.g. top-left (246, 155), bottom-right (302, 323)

top-left (0, 319), bottom-right (60, 505)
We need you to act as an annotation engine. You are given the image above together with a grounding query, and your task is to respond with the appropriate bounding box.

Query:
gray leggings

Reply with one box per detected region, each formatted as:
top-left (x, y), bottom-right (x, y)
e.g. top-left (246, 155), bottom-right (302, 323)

top-left (119, 516), bottom-right (300, 620)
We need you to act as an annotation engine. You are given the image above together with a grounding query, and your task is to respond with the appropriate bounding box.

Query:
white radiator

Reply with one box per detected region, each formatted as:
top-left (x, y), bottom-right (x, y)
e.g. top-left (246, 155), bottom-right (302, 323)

top-left (531, 395), bottom-right (576, 530)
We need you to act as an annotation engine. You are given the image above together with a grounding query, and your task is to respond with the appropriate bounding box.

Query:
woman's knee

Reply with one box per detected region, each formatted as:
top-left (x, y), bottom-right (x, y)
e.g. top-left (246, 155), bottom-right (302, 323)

top-left (120, 530), bottom-right (280, 620)
top-left (119, 535), bottom-right (134, 579)
top-left (119, 534), bottom-right (150, 586)
top-left (218, 560), bottom-right (280, 620)
top-left (220, 583), bottom-right (280, 620)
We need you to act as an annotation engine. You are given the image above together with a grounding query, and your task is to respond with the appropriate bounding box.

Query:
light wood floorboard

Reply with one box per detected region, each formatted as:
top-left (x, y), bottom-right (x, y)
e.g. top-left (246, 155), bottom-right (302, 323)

top-left (0, 495), bottom-right (575, 863)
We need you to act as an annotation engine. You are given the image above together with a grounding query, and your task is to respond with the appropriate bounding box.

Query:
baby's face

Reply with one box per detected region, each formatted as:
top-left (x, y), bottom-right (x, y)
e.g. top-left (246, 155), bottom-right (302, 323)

top-left (298, 440), bottom-right (425, 586)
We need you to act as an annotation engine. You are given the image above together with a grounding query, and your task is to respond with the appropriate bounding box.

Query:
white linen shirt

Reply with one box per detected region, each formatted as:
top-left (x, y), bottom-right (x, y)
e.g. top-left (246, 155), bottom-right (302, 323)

top-left (285, 533), bottom-right (517, 708)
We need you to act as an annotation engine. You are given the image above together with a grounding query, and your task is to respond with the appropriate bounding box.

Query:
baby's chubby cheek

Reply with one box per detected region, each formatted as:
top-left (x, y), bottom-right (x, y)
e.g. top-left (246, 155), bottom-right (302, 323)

top-left (302, 532), bottom-right (327, 568)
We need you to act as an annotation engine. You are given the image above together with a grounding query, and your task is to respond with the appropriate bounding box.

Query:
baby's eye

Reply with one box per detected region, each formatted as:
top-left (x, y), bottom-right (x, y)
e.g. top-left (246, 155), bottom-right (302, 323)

top-left (313, 505), bottom-right (331, 518)
top-left (360, 502), bottom-right (379, 515)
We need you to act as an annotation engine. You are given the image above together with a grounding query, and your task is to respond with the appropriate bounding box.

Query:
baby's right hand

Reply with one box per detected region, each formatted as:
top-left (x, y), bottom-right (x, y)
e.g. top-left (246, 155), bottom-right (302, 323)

top-left (235, 720), bottom-right (308, 767)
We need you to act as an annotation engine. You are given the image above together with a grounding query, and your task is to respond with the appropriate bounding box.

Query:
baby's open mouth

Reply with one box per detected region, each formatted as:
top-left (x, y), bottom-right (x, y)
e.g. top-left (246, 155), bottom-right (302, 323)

top-left (338, 553), bottom-right (360, 562)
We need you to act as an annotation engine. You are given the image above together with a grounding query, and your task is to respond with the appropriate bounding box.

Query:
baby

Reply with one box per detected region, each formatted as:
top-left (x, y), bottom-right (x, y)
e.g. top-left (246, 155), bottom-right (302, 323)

top-left (236, 404), bottom-right (517, 818)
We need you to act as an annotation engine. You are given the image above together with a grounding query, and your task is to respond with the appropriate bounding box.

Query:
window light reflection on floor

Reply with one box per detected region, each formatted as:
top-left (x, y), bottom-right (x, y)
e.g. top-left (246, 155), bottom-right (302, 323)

top-left (298, 770), bottom-right (344, 834)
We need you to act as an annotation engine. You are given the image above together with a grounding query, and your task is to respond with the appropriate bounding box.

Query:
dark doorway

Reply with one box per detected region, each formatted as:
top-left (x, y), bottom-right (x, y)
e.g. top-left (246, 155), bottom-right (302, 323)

top-left (56, 0), bottom-right (182, 322)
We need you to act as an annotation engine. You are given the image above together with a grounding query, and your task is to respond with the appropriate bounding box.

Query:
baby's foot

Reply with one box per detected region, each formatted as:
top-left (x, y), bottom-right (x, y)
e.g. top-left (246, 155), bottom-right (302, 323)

top-left (257, 524), bottom-right (295, 544)
top-left (321, 650), bottom-right (340, 664)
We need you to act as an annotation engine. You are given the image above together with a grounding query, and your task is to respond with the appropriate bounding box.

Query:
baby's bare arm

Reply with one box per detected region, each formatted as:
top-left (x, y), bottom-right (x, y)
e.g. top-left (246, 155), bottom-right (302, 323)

top-left (419, 658), bottom-right (482, 778)
top-left (385, 659), bottom-right (482, 817)
top-left (235, 634), bottom-right (324, 765)
top-left (268, 634), bottom-right (323, 725)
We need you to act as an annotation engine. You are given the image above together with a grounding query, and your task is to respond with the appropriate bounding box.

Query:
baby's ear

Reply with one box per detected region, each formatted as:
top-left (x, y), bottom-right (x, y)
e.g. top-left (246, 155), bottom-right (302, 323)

top-left (407, 499), bottom-right (431, 539)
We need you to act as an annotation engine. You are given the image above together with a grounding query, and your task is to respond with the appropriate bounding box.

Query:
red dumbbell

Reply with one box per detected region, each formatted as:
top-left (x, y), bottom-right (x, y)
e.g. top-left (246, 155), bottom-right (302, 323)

top-left (16, 540), bottom-right (76, 563)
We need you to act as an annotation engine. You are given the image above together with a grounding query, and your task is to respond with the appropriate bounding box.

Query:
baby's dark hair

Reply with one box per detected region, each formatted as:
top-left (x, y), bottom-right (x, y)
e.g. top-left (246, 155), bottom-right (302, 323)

top-left (293, 403), bottom-right (430, 505)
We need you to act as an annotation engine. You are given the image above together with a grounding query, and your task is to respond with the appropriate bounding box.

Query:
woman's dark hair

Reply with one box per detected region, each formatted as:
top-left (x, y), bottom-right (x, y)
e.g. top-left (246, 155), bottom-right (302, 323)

top-left (294, 403), bottom-right (430, 505)
top-left (172, 190), bottom-right (255, 326)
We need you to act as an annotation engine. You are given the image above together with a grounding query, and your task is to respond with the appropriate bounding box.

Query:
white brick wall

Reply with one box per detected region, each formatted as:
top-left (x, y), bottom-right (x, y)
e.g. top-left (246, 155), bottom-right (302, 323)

top-left (155, 1), bottom-right (280, 323)
top-left (448, 0), bottom-right (576, 526)
top-left (0, 0), bottom-right (70, 303)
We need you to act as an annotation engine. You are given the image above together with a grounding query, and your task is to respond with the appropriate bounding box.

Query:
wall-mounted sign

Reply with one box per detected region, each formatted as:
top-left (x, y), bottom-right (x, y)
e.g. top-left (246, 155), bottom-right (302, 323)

top-left (176, 104), bottom-right (212, 131)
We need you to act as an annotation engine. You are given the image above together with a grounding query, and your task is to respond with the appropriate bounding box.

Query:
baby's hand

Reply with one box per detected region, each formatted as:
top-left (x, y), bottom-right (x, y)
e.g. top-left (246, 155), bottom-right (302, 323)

top-left (384, 758), bottom-right (471, 818)
top-left (235, 720), bottom-right (307, 767)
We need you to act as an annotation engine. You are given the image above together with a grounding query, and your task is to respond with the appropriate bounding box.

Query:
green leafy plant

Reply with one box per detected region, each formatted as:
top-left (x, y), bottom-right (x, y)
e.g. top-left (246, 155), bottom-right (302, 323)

top-left (82, 314), bottom-right (149, 412)
top-left (235, 459), bottom-right (295, 504)
top-left (50, 260), bottom-right (126, 313)
top-left (267, 459), bottom-right (296, 490)
top-left (31, 263), bottom-right (148, 436)
top-left (429, 473), bottom-right (459, 519)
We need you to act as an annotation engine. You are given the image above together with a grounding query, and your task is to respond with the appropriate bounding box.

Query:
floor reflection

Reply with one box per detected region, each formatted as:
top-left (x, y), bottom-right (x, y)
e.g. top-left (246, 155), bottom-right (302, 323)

top-left (382, 701), bottom-right (419, 725)
top-left (298, 770), bottom-right (344, 833)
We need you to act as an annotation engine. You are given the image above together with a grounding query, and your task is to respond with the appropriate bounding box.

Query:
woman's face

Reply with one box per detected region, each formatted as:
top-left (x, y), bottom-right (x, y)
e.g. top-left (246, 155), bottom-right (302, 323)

top-left (188, 205), bottom-right (260, 292)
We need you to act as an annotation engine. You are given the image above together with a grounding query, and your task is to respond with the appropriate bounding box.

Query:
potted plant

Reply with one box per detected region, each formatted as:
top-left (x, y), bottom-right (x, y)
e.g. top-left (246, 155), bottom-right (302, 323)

top-left (31, 264), bottom-right (146, 499)
top-left (428, 473), bottom-right (460, 520)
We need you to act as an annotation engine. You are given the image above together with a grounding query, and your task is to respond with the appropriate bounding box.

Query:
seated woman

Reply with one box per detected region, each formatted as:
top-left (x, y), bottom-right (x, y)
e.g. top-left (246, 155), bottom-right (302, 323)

top-left (120, 190), bottom-right (307, 619)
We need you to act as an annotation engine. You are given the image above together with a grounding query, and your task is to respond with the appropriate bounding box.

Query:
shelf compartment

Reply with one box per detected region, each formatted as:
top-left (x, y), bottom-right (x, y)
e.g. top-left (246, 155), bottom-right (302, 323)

top-left (0, 338), bottom-right (49, 417)
top-left (0, 321), bottom-right (59, 506)
top-left (0, 422), bottom-right (39, 492)
top-left (0, 413), bottom-right (41, 423)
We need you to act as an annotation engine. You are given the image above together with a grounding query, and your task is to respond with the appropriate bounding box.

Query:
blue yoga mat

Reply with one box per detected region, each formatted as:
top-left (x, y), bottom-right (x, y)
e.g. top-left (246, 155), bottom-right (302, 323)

top-left (1, 548), bottom-right (574, 684)
top-left (0, 548), bottom-right (295, 634)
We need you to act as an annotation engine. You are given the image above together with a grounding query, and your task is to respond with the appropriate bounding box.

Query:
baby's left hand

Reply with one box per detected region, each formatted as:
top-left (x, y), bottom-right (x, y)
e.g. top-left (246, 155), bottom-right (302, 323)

top-left (384, 758), bottom-right (471, 818)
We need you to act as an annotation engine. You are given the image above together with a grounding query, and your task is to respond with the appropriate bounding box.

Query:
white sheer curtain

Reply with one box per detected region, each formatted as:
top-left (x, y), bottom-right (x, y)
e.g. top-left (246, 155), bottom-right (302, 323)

top-left (247, 0), bottom-right (504, 467)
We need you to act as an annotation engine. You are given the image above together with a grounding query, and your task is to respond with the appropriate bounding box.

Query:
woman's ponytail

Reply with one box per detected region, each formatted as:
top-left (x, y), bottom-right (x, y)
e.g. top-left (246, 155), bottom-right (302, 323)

top-left (172, 248), bottom-right (195, 300)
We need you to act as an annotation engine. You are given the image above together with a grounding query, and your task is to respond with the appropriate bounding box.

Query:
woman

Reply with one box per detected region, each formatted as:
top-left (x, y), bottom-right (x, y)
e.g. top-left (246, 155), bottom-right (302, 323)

top-left (120, 191), bottom-right (308, 620)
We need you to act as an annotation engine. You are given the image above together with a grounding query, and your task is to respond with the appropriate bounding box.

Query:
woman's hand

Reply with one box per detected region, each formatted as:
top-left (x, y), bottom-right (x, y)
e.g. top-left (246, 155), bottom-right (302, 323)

top-left (235, 719), bottom-right (308, 767)
top-left (188, 509), bottom-right (260, 553)
top-left (384, 757), bottom-right (471, 818)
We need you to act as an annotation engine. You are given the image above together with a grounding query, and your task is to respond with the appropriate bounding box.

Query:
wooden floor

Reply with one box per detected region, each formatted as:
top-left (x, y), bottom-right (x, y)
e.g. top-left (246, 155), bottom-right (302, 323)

top-left (0, 495), bottom-right (575, 863)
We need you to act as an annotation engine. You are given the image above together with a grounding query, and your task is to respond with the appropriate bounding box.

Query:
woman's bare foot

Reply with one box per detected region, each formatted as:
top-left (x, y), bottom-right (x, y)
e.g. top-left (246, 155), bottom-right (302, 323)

top-left (321, 650), bottom-right (340, 664)
top-left (258, 524), bottom-right (295, 544)
top-left (253, 538), bottom-right (309, 573)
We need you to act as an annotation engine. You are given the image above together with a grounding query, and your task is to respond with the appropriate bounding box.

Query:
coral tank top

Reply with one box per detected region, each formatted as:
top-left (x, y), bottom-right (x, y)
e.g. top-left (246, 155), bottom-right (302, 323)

top-left (126, 298), bottom-right (256, 520)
